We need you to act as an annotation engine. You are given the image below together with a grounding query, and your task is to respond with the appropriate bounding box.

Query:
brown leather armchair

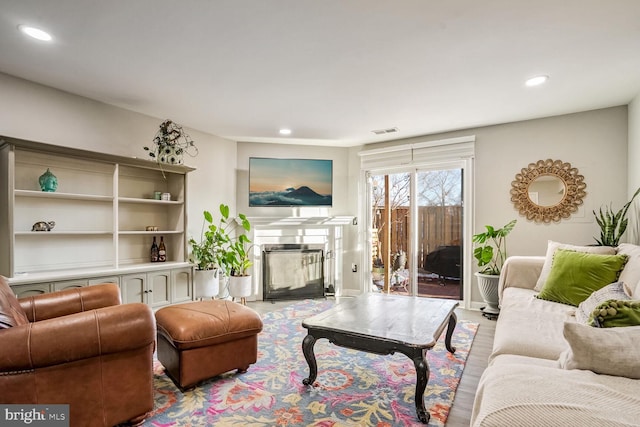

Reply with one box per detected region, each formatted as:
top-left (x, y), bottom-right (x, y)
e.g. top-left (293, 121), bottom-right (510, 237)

top-left (0, 279), bottom-right (156, 427)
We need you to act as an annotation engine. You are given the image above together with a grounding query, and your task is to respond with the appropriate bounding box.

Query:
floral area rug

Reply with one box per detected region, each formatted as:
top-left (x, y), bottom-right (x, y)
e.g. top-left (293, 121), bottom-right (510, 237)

top-left (144, 299), bottom-right (478, 427)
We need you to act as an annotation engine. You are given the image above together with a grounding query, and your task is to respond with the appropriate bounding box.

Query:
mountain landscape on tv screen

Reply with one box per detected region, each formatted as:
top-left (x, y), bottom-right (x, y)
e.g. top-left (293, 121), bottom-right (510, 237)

top-left (250, 186), bottom-right (332, 206)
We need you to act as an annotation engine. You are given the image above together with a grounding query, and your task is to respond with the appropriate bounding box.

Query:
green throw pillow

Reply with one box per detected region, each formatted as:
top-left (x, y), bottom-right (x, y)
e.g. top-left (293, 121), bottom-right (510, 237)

top-left (587, 300), bottom-right (640, 327)
top-left (536, 249), bottom-right (628, 306)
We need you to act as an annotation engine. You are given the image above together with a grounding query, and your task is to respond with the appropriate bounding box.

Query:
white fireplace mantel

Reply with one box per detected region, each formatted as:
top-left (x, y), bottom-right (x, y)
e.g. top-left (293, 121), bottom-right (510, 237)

top-left (247, 216), bottom-right (355, 228)
top-left (244, 216), bottom-right (355, 300)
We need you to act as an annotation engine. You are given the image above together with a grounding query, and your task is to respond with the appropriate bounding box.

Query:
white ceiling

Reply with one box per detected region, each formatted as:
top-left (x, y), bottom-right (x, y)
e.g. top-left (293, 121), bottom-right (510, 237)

top-left (1, 1), bottom-right (639, 147)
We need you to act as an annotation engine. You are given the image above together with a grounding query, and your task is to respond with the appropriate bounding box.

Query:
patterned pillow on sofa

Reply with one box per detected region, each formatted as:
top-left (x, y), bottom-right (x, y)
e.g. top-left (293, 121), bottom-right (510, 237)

top-left (588, 300), bottom-right (640, 328)
top-left (616, 243), bottom-right (640, 298)
top-left (575, 281), bottom-right (630, 324)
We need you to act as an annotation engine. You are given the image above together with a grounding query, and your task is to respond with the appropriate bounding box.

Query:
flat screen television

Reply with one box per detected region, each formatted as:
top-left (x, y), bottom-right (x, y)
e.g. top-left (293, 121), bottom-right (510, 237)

top-left (249, 157), bottom-right (333, 207)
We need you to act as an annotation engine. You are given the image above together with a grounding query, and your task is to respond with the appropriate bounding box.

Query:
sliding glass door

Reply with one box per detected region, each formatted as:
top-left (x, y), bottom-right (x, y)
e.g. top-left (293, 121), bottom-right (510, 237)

top-left (370, 172), bottom-right (412, 293)
top-left (415, 168), bottom-right (463, 299)
top-left (368, 165), bottom-right (463, 300)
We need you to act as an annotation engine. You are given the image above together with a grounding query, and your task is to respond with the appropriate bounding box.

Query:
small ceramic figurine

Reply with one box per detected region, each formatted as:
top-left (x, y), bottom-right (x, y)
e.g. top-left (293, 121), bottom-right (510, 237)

top-left (32, 221), bottom-right (56, 231)
top-left (39, 168), bottom-right (58, 192)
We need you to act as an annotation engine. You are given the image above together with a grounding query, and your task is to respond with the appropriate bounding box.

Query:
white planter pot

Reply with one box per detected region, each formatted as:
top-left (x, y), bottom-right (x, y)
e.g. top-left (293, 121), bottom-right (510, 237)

top-left (228, 275), bottom-right (252, 301)
top-left (475, 272), bottom-right (500, 316)
top-left (194, 269), bottom-right (220, 299)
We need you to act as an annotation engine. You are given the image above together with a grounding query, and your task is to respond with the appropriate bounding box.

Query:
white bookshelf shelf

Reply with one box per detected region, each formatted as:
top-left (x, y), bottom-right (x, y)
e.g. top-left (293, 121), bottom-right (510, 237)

top-left (118, 230), bottom-right (183, 235)
top-left (1, 135), bottom-right (194, 283)
top-left (15, 231), bottom-right (114, 236)
top-left (15, 189), bottom-right (113, 202)
top-left (118, 197), bottom-right (183, 205)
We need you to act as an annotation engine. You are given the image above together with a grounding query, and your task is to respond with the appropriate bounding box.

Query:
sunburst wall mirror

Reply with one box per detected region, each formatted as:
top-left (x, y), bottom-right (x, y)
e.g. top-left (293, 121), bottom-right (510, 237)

top-left (510, 159), bottom-right (586, 223)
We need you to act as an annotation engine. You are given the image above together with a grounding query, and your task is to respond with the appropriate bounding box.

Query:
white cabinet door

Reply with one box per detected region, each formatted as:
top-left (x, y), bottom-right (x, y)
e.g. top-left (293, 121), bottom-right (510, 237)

top-left (52, 279), bottom-right (89, 292)
top-left (88, 276), bottom-right (120, 286)
top-left (147, 270), bottom-right (171, 307)
top-left (12, 283), bottom-right (51, 298)
top-left (171, 267), bottom-right (193, 303)
top-left (120, 273), bottom-right (147, 304)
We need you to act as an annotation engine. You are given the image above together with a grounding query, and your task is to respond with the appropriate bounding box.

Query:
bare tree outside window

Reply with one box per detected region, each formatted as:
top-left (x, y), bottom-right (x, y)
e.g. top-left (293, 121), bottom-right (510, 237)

top-left (370, 170), bottom-right (462, 264)
top-left (417, 170), bottom-right (462, 207)
top-left (370, 173), bottom-right (410, 267)
top-left (369, 168), bottom-right (463, 299)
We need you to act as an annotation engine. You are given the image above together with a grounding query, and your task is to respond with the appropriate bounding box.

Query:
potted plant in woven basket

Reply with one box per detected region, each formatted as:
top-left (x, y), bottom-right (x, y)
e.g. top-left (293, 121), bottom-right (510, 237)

top-left (472, 219), bottom-right (517, 319)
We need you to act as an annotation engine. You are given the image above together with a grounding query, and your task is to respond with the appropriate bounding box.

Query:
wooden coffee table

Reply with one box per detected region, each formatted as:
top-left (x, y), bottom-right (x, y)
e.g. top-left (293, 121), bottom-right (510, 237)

top-left (301, 293), bottom-right (458, 424)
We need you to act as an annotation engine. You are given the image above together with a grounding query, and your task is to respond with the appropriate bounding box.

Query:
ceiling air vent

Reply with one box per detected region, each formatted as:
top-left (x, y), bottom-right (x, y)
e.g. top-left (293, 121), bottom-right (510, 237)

top-left (371, 127), bottom-right (399, 135)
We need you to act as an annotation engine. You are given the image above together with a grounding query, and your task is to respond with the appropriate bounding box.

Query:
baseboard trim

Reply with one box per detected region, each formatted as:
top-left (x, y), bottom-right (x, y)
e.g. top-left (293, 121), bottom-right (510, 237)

top-left (469, 301), bottom-right (486, 311)
top-left (340, 289), bottom-right (362, 297)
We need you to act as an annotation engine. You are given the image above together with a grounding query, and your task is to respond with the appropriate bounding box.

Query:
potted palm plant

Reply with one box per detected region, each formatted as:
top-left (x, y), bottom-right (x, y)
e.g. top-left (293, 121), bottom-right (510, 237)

top-left (472, 219), bottom-right (517, 319)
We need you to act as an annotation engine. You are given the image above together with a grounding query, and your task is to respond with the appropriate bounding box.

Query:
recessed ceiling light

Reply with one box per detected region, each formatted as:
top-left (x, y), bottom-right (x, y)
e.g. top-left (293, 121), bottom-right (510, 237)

top-left (525, 75), bottom-right (549, 87)
top-left (279, 128), bottom-right (292, 135)
top-left (18, 25), bottom-right (52, 41)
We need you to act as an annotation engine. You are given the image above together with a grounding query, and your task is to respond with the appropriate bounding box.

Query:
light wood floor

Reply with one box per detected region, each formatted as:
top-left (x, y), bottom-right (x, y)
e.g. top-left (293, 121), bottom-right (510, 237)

top-left (246, 297), bottom-right (496, 427)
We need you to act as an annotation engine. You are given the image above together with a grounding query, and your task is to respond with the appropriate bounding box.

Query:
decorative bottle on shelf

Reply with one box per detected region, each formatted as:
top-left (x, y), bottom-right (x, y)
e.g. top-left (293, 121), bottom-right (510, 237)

top-left (158, 236), bottom-right (167, 262)
top-left (150, 236), bottom-right (159, 262)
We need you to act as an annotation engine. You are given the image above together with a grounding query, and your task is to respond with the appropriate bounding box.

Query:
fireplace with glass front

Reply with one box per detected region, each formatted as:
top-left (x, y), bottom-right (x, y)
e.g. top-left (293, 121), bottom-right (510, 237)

top-left (262, 244), bottom-right (325, 301)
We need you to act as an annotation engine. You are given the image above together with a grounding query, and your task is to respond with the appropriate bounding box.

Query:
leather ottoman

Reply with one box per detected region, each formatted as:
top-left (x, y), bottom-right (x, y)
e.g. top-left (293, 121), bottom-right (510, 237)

top-left (155, 300), bottom-right (263, 389)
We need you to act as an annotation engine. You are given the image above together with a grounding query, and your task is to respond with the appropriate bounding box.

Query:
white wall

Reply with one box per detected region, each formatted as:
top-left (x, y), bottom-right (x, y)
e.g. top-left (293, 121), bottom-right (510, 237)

top-left (626, 93), bottom-right (640, 243)
top-left (236, 142), bottom-right (361, 294)
top-left (0, 72), bottom-right (237, 249)
top-left (628, 94), bottom-right (640, 192)
top-left (475, 107), bottom-right (628, 254)
top-left (358, 106), bottom-right (629, 305)
top-left (1, 72), bottom-right (631, 308)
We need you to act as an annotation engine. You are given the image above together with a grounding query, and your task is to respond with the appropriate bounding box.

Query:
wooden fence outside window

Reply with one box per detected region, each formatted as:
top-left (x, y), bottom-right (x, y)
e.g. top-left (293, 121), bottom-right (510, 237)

top-left (372, 205), bottom-right (462, 271)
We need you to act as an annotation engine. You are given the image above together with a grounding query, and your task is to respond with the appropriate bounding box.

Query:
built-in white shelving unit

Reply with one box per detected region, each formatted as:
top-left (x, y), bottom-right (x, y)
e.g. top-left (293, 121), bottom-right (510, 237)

top-left (0, 135), bottom-right (195, 306)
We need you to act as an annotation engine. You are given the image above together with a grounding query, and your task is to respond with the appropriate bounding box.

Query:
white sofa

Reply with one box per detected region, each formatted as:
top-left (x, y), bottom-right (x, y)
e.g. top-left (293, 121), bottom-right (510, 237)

top-left (471, 243), bottom-right (640, 427)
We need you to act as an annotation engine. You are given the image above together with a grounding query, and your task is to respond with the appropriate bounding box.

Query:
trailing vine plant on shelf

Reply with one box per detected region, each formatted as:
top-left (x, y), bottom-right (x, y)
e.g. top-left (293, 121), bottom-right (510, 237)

top-left (144, 119), bottom-right (198, 165)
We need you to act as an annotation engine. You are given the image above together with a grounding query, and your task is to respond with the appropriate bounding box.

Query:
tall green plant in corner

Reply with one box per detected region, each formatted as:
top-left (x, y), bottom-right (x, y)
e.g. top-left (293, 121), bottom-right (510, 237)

top-left (472, 219), bottom-right (517, 275)
top-left (594, 187), bottom-right (640, 246)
